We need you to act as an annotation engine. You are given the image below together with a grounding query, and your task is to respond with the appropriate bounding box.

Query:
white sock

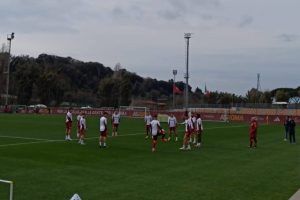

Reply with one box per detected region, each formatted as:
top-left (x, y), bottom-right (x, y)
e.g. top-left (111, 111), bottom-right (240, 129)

top-left (103, 142), bottom-right (106, 147)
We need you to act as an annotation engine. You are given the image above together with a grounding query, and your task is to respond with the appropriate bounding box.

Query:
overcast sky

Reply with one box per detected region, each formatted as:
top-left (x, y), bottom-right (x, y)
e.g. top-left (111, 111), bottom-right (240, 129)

top-left (1, 0), bottom-right (299, 95)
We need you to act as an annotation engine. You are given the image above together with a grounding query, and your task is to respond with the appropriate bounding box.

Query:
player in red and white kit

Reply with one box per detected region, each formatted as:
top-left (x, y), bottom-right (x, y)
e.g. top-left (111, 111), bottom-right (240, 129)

top-left (167, 113), bottom-right (178, 141)
top-left (76, 111), bottom-right (82, 138)
top-left (195, 113), bottom-right (203, 148)
top-left (112, 110), bottom-right (121, 137)
top-left (180, 114), bottom-right (194, 150)
top-left (249, 117), bottom-right (258, 148)
top-left (150, 114), bottom-right (167, 152)
top-left (99, 112), bottom-right (108, 148)
top-left (191, 113), bottom-right (197, 144)
top-left (78, 113), bottom-right (86, 145)
top-left (65, 108), bottom-right (73, 141)
top-left (144, 112), bottom-right (152, 139)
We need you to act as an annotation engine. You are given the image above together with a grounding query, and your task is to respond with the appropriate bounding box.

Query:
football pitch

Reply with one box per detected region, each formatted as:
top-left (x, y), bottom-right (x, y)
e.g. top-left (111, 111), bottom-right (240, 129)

top-left (0, 114), bottom-right (299, 200)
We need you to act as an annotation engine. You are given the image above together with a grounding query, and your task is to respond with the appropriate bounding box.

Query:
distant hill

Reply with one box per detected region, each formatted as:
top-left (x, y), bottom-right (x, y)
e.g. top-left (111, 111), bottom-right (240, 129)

top-left (1, 54), bottom-right (187, 107)
top-left (0, 53), bottom-right (299, 107)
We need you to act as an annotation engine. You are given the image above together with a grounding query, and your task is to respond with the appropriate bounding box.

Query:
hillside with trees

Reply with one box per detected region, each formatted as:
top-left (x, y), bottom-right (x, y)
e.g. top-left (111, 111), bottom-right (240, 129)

top-left (0, 54), bottom-right (188, 107)
top-left (0, 53), bottom-right (299, 108)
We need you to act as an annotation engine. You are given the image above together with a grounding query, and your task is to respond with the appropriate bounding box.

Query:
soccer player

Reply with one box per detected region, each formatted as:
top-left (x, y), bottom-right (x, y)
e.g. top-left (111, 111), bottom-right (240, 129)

top-left (249, 117), bottom-right (258, 148)
top-left (167, 113), bottom-right (178, 141)
top-left (99, 112), bottom-right (108, 148)
top-left (144, 112), bottom-right (152, 139)
top-left (78, 113), bottom-right (86, 145)
top-left (289, 117), bottom-right (296, 144)
top-left (180, 114), bottom-right (194, 150)
top-left (283, 116), bottom-right (290, 141)
top-left (112, 110), bottom-right (121, 136)
top-left (191, 113), bottom-right (197, 144)
top-left (65, 108), bottom-right (73, 141)
top-left (150, 114), bottom-right (167, 152)
top-left (195, 113), bottom-right (203, 147)
top-left (76, 111), bottom-right (82, 138)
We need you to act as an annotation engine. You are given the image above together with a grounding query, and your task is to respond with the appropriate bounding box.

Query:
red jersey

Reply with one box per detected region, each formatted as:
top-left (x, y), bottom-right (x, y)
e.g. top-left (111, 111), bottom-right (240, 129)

top-left (250, 121), bottom-right (257, 135)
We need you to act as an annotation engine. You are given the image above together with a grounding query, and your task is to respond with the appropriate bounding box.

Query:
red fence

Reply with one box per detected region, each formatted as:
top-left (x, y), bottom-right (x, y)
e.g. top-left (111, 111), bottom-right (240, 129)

top-left (14, 107), bottom-right (300, 124)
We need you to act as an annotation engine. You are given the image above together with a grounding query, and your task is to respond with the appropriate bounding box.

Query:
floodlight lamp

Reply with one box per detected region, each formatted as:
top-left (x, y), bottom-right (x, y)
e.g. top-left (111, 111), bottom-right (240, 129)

top-left (173, 70), bottom-right (177, 75)
top-left (184, 33), bottom-right (192, 38)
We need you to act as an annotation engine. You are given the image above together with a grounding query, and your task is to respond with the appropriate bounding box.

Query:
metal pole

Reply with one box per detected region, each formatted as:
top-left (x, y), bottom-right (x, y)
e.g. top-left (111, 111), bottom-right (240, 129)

top-left (184, 33), bottom-right (191, 110)
top-left (10, 181), bottom-right (13, 200)
top-left (172, 69), bottom-right (177, 109)
top-left (5, 33), bottom-right (14, 105)
top-left (0, 179), bottom-right (13, 200)
top-left (173, 74), bottom-right (175, 108)
top-left (185, 38), bottom-right (189, 109)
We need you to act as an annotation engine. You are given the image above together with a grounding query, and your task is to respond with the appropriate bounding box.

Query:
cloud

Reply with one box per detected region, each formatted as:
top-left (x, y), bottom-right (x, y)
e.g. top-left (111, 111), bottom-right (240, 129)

top-left (195, 0), bottom-right (220, 7)
top-left (111, 4), bottom-right (144, 21)
top-left (0, 0), bottom-right (90, 33)
top-left (238, 15), bottom-right (253, 28)
top-left (111, 6), bottom-right (127, 19)
top-left (1, 0), bottom-right (300, 95)
top-left (157, 10), bottom-right (183, 21)
top-left (277, 34), bottom-right (298, 42)
top-left (157, 0), bottom-right (220, 21)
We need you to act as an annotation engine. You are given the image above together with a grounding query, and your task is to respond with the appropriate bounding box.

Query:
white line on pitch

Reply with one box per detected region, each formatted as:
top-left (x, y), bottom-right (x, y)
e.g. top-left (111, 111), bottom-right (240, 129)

top-left (206, 125), bottom-right (248, 130)
top-left (0, 135), bottom-right (52, 141)
top-left (85, 132), bottom-right (143, 140)
top-left (0, 140), bottom-right (61, 147)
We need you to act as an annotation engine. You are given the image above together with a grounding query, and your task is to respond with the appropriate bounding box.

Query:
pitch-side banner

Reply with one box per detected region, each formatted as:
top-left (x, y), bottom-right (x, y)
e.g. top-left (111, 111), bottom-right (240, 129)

top-left (36, 108), bottom-right (298, 124)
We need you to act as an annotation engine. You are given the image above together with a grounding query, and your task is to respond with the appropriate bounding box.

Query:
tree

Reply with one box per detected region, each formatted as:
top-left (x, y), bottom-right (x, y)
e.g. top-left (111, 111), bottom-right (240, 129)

top-left (218, 92), bottom-right (233, 105)
top-left (13, 59), bottom-right (40, 104)
top-left (119, 74), bottom-right (132, 106)
top-left (36, 71), bottom-right (66, 105)
top-left (275, 90), bottom-right (290, 102)
top-left (259, 91), bottom-right (272, 103)
top-left (114, 62), bottom-right (122, 72)
top-left (246, 88), bottom-right (263, 103)
top-left (98, 77), bottom-right (116, 106)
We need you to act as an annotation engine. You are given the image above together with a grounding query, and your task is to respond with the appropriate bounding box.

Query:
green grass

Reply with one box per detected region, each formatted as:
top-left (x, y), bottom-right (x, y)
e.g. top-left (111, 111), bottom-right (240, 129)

top-left (0, 114), bottom-right (299, 200)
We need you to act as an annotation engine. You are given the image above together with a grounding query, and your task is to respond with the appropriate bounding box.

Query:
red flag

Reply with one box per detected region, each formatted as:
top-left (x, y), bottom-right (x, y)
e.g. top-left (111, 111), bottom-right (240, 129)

top-left (173, 84), bottom-right (183, 94)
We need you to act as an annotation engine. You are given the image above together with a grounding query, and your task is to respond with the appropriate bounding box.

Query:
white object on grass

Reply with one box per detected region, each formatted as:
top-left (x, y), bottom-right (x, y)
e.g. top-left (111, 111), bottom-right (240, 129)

top-left (70, 193), bottom-right (82, 200)
top-left (0, 179), bottom-right (13, 200)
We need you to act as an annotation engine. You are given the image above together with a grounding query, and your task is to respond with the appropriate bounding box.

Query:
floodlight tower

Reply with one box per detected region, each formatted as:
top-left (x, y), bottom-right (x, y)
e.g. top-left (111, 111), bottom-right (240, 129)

top-left (172, 69), bottom-right (177, 108)
top-left (184, 33), bottom-right (192, 110)
top-left (256, 73), bottom-right (261, 91)
top-left (256, 73), bottom-right (261, 104)
top-left (5, 32), bottom-right (14, 105)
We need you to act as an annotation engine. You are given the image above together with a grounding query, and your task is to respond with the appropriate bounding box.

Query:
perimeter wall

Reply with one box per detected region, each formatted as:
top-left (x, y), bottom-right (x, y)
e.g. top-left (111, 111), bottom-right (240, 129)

top-left (11, 107), bottom-right (300, 124)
